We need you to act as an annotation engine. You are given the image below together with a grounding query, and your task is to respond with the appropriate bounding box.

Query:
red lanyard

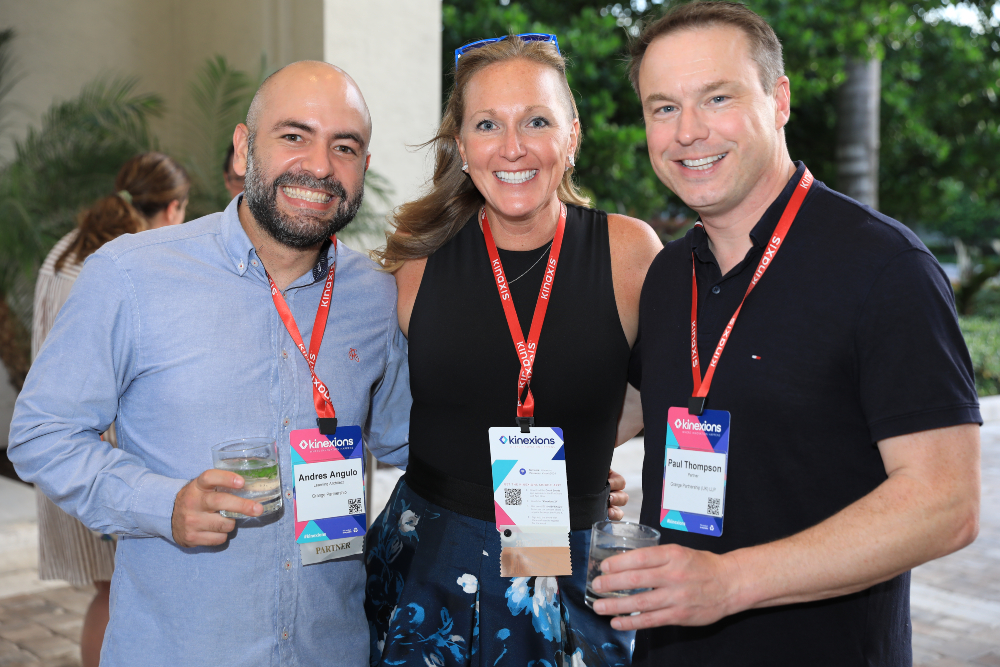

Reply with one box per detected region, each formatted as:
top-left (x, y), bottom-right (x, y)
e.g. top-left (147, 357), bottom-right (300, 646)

top-left (689, 169), bottom-right (814, 415)
top-left (266, 236), bottom-right (339, 434)
top-left (482, 203), bottom-right (567, 432)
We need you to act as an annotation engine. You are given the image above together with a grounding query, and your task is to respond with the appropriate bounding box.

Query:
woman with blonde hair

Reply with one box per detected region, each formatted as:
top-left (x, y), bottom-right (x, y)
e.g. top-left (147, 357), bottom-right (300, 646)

top-left (366, 35), bottom-right (661, 666)
top-left (32, 151), bottom-right (188, 667)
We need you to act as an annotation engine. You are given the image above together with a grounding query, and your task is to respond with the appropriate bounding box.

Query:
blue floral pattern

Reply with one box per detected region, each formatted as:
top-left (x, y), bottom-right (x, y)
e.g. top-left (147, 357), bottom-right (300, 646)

top-left (365, 479), bottom-right (633, 666)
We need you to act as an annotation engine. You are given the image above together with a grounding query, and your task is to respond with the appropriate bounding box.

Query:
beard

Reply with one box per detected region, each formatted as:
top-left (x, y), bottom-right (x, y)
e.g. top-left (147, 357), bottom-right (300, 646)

top-left (243, 136), bottom-right (365, 249)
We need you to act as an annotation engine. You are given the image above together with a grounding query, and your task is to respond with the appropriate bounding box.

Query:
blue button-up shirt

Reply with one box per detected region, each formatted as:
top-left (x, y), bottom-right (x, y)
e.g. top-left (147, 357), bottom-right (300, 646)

top-left (9, 197), bottom-right (410, 667)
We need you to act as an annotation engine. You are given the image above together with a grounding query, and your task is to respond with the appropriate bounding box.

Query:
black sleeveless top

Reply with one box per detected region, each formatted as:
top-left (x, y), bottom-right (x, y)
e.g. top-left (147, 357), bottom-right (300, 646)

top-left (404, 204), bottom-right (631, 529)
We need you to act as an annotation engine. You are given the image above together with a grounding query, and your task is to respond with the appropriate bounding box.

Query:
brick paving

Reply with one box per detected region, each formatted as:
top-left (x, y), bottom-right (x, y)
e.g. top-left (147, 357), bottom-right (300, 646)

top-left (0, 586), bottom-right (90, 666)
top-left (910, 420), bottom-right (1000, 667)
top-left (0, 423), bottom-right (996, 665)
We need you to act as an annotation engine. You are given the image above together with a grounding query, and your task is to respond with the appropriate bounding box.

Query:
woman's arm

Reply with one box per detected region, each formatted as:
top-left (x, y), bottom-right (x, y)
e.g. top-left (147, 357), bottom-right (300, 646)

top-left (607, 214), bottom-right (662, 347)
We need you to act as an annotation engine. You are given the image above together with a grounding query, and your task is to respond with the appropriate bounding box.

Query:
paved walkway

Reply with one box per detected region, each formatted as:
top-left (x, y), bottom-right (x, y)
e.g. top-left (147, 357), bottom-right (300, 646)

top-left (1, 418), bottom-right (998, 665)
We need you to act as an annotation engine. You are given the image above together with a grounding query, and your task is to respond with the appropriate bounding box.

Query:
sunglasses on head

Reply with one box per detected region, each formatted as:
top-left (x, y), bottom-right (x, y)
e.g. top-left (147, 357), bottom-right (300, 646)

top-left (454, 33), bottom-right (560, 69)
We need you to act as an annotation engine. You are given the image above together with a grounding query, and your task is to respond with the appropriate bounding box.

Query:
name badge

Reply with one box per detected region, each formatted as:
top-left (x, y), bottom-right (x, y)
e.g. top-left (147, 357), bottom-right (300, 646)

top-left (661, 407), bottom-right (730, 537)
top-left (489, 426), bottom-right (572, 576)
top-left (290, 426), bottom-right (366, 565)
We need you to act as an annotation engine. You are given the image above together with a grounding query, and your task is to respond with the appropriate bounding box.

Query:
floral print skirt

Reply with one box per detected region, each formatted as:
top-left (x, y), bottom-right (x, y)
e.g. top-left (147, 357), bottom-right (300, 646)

top-left (365, 478), bottom-right (634, 667)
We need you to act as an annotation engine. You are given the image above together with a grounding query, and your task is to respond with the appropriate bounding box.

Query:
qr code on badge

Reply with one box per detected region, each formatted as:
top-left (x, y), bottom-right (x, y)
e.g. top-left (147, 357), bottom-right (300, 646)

top-left (707, 497), bottom-right (721, 517)
top-left (505, 488), bottom-right (522, 506)
top-left (348, 498), bottom-right (363, 515)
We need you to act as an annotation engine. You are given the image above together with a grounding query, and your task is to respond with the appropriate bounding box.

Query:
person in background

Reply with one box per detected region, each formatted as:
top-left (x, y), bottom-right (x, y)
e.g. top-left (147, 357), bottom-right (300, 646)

top-left (31, 151), bottom-right (189, 667)
top-left (366, 35), bottom-right (661, 666)
top-left (223, 143), bottom-right (245, 199)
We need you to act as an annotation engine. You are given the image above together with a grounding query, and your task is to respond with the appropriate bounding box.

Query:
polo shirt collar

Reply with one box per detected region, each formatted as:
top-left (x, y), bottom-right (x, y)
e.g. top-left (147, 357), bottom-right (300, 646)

top-left (219, 195), bottom-right (336, 285)
top-left (691, 161), bottom-right (807, 263)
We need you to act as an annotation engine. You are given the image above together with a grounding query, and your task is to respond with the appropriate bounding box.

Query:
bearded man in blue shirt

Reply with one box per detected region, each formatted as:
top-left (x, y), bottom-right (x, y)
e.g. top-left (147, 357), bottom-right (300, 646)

top-left (9, 61), bottom-right (410, 666)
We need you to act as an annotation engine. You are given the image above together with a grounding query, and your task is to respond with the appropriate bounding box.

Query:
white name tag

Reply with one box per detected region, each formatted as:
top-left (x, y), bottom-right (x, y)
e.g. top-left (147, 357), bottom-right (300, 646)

top-left (293, 459), bottom-right (364, 523)
top-left (662, 448), bottom-right (727, 518)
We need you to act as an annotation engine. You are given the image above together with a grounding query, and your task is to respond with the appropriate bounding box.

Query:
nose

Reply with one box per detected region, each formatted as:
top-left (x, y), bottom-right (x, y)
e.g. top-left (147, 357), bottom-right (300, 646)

top-left (676, 107), bottom-right (709, 146)
top-left (300, 140), bottom-right (333, 179)
top-left (501, 127), bottom-right (527, 161)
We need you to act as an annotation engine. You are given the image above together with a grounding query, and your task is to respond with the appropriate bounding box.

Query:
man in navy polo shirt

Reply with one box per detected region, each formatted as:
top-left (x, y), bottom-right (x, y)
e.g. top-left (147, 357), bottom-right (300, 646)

top-left (589, 3), bottom-right (981, 665)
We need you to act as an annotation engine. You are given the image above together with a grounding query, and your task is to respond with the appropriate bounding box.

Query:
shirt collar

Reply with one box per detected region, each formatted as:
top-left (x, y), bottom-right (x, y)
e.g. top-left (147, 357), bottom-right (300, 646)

top-left (691, 161), bottom-right (807, 263)
top-left (219, 195), bottom-right (336, 285)
top-left (219, 195), bottom-right (256, 276)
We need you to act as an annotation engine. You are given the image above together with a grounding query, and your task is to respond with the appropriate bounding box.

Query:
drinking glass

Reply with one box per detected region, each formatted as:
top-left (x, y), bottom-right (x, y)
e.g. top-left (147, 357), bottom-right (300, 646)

top-left (585, 520), bottom-right (661, 610)
top-left (211, 438), bottom-right (282, 519)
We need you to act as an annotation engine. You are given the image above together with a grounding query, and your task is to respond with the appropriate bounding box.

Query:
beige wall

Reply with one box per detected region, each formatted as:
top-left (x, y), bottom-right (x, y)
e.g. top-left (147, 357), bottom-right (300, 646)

top-left (0, 0), bottom-right (323, 161)
top-left (1, 0), bottom-right (441, 241)
top-left (323, 0), bottom-right (442, 215)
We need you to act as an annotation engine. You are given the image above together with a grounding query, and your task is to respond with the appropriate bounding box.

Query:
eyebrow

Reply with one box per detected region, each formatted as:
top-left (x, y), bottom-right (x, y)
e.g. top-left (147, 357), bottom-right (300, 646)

top-left (643, 80), bottom-right (734, 107)
top-left (332, 131), bottom-right (365, 146)
top-left (271, 120), bottom-right (365, 147)
top-left (469, 105), bottom-right (555, 116)
top-left (272, 119), bottom-right (315, 134)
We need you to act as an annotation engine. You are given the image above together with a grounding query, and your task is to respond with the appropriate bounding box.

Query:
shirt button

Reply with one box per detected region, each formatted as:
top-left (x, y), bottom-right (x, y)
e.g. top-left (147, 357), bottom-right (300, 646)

top-left (711, 285), bottom-right (721, 295)
top-left (284, 560), bottom-right (291, 570)
top-left (283, 418), bottom-right (290, 427)
top-left (285, 490), bottom-right (292, 499)
top-left (251, 259), bottom-right (258, 267)
top-left (282, 350), bottom-right (288, 360)
top-left (282, 628), bottom-right (289, 640)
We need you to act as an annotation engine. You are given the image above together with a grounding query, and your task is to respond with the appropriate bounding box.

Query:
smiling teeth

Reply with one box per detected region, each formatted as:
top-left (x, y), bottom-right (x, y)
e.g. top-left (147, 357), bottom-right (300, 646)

top-left (682, 154), bottom-right (727, 170)
top-left (495, 170), bottom-right (538, 184)
top-left (282, 186), bottom-right (332, 203)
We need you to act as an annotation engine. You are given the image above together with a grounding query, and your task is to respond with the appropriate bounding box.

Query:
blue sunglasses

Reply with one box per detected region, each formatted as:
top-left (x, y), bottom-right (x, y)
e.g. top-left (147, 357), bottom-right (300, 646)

top-left (454, 33), bottom-right (561, 69)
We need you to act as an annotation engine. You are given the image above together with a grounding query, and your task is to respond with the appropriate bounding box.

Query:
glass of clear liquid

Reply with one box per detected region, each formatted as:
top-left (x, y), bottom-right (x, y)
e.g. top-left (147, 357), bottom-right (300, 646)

top-left (211, 438), bottom-right (282, 518)
top-left (585, 520), bottom-right (661, 610)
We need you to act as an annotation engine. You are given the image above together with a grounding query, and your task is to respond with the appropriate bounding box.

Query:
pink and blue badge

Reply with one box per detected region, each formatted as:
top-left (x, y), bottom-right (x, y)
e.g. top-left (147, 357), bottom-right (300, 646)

top-left (660, 407), bottom-right (730, 537)
top-left (289, 425), bottom-right (367, 544)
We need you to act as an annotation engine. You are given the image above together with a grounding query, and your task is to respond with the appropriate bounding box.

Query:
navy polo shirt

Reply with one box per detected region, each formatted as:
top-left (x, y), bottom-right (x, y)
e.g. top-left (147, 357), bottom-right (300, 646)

top-left (629, 162), bottom-right (980, 666)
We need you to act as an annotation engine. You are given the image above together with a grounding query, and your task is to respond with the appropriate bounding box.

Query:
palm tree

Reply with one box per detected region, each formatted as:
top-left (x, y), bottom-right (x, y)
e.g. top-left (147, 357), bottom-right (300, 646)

top-left (0, 70), bottom-right (163, 390)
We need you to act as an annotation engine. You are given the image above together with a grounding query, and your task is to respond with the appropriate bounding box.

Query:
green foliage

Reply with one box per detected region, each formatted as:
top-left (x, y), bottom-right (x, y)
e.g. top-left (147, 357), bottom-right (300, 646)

top-left (967, 284), bottom-right (1000, 319)
top-left (750, 0), bottom-right (1000, 242)
top-left (0, 76), bottom-right (163, 298)
top-left (959, 315), bottom-right (1000, 396)
top-left (182, 55), bottom-right (265, 219)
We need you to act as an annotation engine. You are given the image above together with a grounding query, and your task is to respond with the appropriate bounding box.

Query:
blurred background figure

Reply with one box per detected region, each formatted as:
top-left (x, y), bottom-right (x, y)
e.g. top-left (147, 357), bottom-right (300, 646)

top-left (222, 143), bottom-right (244, 199)
top-left (31, 151), bottom-right (189, 667)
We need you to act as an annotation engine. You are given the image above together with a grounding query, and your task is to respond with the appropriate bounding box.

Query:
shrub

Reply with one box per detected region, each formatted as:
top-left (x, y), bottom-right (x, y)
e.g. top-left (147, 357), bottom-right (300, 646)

top-left (959, 315), bottom-right (1000, 397)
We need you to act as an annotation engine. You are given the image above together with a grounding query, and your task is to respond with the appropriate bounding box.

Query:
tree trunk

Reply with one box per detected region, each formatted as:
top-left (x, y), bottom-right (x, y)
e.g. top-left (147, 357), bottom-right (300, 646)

top-left (836, 58), bottom-right (881, 209)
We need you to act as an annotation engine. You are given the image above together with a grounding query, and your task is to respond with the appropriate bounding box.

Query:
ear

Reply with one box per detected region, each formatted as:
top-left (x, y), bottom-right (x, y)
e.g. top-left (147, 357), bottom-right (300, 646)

top-left (364, 153), bottom-right (371, 173)
top-left (454, 135), bottom-right (467, 167)
top-left (567, 117), bottom-right (581, 165)
top-left (233, 124), bottom-right (250, 177)
top-left (773, 75), bottom-right (791, 130)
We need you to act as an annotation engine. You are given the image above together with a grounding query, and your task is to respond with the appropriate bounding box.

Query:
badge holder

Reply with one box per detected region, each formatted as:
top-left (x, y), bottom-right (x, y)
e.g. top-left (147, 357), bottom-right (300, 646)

top-left (290, 425), bottom-right (367, 565)
top-left (490, 425), bottom-right (572, 576)
top-left (660, 407), bottom-right (729, 536)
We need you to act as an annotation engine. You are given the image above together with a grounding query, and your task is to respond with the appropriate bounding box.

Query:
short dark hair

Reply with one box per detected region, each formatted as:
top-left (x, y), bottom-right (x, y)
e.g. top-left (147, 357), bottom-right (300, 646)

top-left (223, 143), bottom-right (235, 174)
top-left (629, 1), bottom-right (784, 97)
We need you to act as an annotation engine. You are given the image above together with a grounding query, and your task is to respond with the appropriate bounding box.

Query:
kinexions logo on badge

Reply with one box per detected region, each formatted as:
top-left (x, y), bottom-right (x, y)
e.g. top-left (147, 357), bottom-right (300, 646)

top-left (499, 436), bottom-right (508, 444)
top-left (673, 418), bottom-right (722, 434)
top-left (301, 437), bottom-right (356, 449)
